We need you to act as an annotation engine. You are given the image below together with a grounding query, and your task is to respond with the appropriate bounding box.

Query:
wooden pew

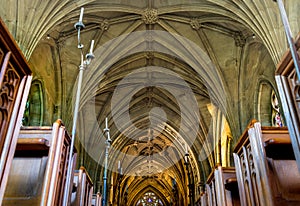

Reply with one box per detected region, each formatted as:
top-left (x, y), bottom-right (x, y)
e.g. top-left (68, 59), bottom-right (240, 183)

top-left (197, 192), bottom-right (208, 206)
top-left (215, 166), bottom-right (240, 206)
top-left (0, 18), bottom-right (32, 203)
top-left (91, 192), bottom-right (102, 206)
top-left (3, 120), bottom-right (77, 206)
top-left (233, 120), bottom-right (300, 206)
top-left (206, 168), bottom-right (217, 206)
top-left (206, 165), bottom-right (240, 206)
top-left (71, 166), bottom-right (94, 206)
top-left (275, 32), bottom-right (300, 171)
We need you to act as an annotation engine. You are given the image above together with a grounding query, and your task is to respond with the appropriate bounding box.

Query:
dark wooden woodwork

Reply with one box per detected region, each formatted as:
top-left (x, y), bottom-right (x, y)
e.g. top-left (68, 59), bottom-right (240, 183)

top-left (233, 120), bottom-right (300, 206)
top-left (216, 166), bottom-right (240, 206)
top-left (91, 192), bottom-right (102, 206)
top-left (3, 120), bottom-right (77, 206)
top-left (205, 165), bottom-right (240, 206)
top-left (71, 166), bottom-right (94, 206)
top-left (0, 18), bottom-right (32, 203)
top-left (275, 32), bottom-right (300, 171)
top-left (200, 192), bottom-right (208, 206)
top-left (195, 193), bottom-right (206, 206)
top-left (206, 168), bottom-right (217, 206)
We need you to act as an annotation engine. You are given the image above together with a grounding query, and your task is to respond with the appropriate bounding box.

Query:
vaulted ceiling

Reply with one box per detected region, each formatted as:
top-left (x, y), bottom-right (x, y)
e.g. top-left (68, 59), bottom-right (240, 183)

top-left (1, 0), bottom-right (300, 205)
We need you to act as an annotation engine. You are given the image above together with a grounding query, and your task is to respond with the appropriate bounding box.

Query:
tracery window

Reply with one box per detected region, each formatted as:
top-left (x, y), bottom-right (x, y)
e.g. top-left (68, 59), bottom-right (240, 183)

top-left (22, 80), bottom-right (44, 126)
top-left (271, 90), bottom-right (284, 127)
top-left (136, 192), bottom-right (164, 206)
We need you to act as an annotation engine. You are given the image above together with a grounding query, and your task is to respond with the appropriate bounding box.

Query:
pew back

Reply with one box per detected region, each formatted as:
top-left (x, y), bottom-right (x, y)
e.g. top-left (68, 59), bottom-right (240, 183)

top-left (215, 166), bottom-right (240, 206)
top-left (206, 169), bottom-right (217, 206)
top-left (206, 165), bottom-right (240, 206)
top-left (233, 120), bottom-right (300, 206)
top-left (200, 192), bottom-right (208, 206)
top-left (275, 32), bottom-right (300, 171)
top-left (71, 166), bottom-right (94, 206)
top-left (91, 192), bottom-right (102, 206)
top-left (3, 120), bottom-right (77, 206)
top-left (0, 18), bottom-right (32, 203)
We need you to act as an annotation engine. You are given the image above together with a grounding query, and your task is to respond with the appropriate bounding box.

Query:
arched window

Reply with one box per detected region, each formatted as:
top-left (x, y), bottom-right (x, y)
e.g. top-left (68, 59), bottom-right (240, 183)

top-left (22, 80), bottom-right (44, 126)
top-left (257, 82), bottom-right (273, 126)
top-left (136, 192), bottom-right (164, 206)
top-left (271, 90), bottom-right (284, 127)
top-left (257, 82), bottom-right (284, 127)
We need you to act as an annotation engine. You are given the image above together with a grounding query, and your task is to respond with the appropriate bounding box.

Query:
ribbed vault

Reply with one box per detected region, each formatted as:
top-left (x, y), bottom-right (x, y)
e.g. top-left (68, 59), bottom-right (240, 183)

top-left (2, 0), bottom-right (300, 205)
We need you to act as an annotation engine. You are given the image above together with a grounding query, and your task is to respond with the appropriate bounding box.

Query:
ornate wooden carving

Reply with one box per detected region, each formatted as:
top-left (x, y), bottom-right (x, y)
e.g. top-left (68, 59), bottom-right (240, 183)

top-left (92, 192), bottom-right (102, 206)
top-left (71, 166), bottom-right (94, 206)
top-left (275, 32), bottom-right (300, 171)
top-left (3, 120), bottom-right (77, 206)
top-left (205, 165), bottom-right (240, 206)
top-left (0, 18), bottom-right (32, 203)
top-left (206, 170), bottom-right (217, 206)
top-left (233, 120), bottom-right (300, 206)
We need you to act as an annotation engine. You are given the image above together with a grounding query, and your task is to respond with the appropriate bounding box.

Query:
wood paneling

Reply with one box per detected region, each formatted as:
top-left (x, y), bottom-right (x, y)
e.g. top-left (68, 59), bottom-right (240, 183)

top-left (0, 18), bottom-right (32, 203)
top-left (3, 120), bottom-right (77, 206)
top-left (233, 120), bottom-right (300, 206)
top-left (205, 165), bottom-right (240, 206)
top-left (71, 166), bottom-right (94, 206)
top-left (275, 32), bottom-right (300, 171)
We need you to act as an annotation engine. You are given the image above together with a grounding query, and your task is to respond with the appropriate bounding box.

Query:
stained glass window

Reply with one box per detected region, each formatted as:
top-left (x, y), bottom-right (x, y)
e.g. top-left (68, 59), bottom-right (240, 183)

top-left (136, 192), bottom-right (164, 206)
top-left (22, 80), bottom-right (44, 126)
top-left (271, 91), bottom-right (284, 127)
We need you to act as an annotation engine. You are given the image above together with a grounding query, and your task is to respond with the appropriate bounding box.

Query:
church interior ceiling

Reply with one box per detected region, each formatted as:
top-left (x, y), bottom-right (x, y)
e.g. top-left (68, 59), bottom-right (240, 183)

top-left (1, 0), bottom-right (299, 204)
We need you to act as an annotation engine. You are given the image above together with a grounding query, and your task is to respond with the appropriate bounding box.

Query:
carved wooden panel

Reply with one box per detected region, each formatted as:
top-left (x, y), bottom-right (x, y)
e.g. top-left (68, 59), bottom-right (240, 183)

top-left (71, 166), bottom-right (94, 206)
top-left (0, 18), bottom-right (32, 203)
top-left (52, 123), bottom-right (75, 206)
top-left (0, 63), bottom-right (21, 145)
top-left (206, 165), bottom-right (240, 206)
top-left (196, 192), bottom-right (208, 206)
top-left (275, 32), bottom-right (300, 171)
top-left (3, 120), bottom-right (77, 206)
top-left (201, 192), bottom-right (208, 206)
top-left (41, 120), bottom-right (77, 206)
top-left (233, 120), bottom-right (300, 206)
top-left (92, 192), bottom-right (102, 206)
top-left (215, 166), bottom-right (240, 206)
top-left (206, 169), bottom-right (217, 206)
